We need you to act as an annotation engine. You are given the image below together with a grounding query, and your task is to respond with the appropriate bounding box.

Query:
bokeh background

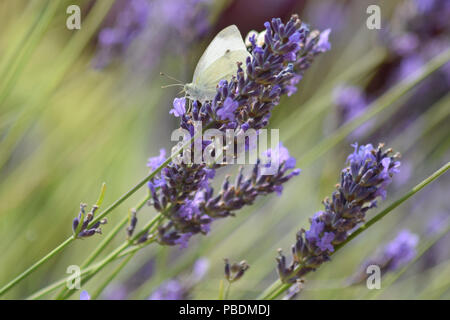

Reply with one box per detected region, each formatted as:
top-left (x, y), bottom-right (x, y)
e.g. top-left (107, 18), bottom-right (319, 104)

top-left (0, 0), bottom-right (449, 299)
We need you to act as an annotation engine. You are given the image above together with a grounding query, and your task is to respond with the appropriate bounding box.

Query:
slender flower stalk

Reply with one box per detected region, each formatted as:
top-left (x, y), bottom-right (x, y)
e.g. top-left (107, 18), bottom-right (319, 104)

top-left (222, 258), bottom-right (250, 300)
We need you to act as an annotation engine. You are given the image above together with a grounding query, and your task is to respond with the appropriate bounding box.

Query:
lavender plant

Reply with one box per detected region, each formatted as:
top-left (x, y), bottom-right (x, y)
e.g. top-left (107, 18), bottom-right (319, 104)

top-left (27, 14), bottom-right (328, 299)
top-left (276, 143), bottom-right (401, 283)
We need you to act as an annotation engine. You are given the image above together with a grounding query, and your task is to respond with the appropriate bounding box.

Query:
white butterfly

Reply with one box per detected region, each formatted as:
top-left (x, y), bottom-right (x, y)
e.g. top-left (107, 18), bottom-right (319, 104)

top-left (184, 25), bottom-right (251, 102)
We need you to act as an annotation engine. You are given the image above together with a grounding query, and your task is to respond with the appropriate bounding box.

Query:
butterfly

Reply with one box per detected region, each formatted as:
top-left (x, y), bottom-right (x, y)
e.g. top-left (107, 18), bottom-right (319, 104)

top-left (184, 25), bottom-right (251, 102)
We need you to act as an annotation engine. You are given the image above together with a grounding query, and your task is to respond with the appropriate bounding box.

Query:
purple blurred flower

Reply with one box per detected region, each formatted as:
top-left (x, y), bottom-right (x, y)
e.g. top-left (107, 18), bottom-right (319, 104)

top-left (333, 85), bottom-right (367, 121)
top-left (384, 230), bottom-right (419, 270)
top-left (80, 290), bottom-right (91, 300)
top-left (285, 74), bottom-right (302, 97)
top-left (191, 257), bottom-right (210, 282)
top-left (332, 85), bottom-right (375, 139)
top-left (94, 0), bottom-right (150, 68)
top-left (309, 2), bottom-right (347, 32)
top-left (349, 230), bottom-right (418, 285)
top-left (93, 0), bottom-right (211, 69)
top-left (161, 0), bottom-right (211, 37)
top-left (149, 279), bottom-right (183, 300)
top-left (414, 0), bottom-right (437, 13)
top-left (392, 33), bottom-right (419, 55)
top-left (397, 55), bottom-right (424, 80)
top-left (148, 257), bottom-right (209, 299)
top-left (316, 29), bottom-right (331, 53)
top-left (426, 212), bottom-right (449, 235)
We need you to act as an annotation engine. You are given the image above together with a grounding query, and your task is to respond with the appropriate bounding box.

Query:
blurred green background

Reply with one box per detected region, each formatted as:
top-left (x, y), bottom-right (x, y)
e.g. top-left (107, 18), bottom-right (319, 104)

top-left (0, 0), bottom-right (448, 299)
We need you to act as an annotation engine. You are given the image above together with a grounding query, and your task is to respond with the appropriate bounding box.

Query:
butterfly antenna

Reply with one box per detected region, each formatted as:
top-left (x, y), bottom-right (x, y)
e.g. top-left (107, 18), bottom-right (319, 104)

top-left (161, 83), bottom-right (184, 89)
top-left (160, 72), bottom-right (182, 83)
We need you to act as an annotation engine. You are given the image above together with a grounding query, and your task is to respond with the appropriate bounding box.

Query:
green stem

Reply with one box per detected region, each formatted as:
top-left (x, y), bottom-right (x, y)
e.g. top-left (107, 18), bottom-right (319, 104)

top-left (26, 264), bottom-right (96, 300)
top-left (0, 236), bottom-right (74, 297)
top-left (218, 280), bottom-right (225, 300)
top-left (257, 162), bottom-right (450, 300)
top-left (27, 241), bottom-right (129, 300)
top-left (224, 282), bottom-right (232, 300)
top-left (0, 1), bottom-right (60, 107)
top-left (90, 251), bottom-right (137, 300)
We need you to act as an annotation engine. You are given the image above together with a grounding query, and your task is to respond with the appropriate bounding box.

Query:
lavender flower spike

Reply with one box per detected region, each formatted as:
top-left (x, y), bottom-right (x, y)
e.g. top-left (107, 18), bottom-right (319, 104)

top-left (152, 144), bottom-right (300, 247)
top-left (277, 143), bottom-right (401, 283)
top-left (72, 202), bottom-right (107, 239)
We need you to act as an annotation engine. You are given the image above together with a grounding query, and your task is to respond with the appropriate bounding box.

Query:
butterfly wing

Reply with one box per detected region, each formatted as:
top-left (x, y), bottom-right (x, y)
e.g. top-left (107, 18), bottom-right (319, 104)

top-left (192, 25), bottom-right (250, 84)
top-left (195, 49), bottom-right (251, 89)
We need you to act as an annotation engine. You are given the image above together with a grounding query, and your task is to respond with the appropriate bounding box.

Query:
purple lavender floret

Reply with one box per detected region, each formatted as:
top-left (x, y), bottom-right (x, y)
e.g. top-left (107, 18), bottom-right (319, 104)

top-left (147, 149), bottom-right (167, 189)
top-left (169, 98), bottom-right (187, 117)
top-left (216, 97), bottom-right (238, 122)
top-left (276, 143), bottom-right (401, 283)
top-left (349, 230), bottom-right (419, 285)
